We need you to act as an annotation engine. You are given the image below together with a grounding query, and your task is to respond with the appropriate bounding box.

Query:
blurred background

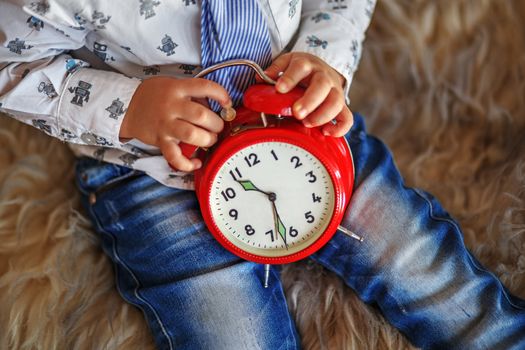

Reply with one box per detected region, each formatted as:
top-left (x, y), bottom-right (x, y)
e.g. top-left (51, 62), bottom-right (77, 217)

top-left (1, 1), bottom-right (524, 349)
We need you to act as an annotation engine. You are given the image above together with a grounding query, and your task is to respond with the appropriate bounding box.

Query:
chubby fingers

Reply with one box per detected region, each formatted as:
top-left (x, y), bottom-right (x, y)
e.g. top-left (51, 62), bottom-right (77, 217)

top-left (179, 102), bottom-right (224, 134)
top-left (321, 106), bottom-right (354, 137)
top-left (301, 87), bottom-right (344, 127)
top-left (274, 56), bottom-right (313, 94)
top-left (159, 137), bottom-right (202, 172)
top-left (292, 71), bottom-right (333, 120)
top-left (168, 119), bottom-right (219, 148)
top-left (159, 118), bottom-right (219, 172)
top-left (182, 78), bottom-right (232, 108)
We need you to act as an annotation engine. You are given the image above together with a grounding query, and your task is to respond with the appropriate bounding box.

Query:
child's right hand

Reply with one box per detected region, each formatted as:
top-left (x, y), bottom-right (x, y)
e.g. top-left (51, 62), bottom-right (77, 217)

top-left (120, 77), bottom-right (231, 172)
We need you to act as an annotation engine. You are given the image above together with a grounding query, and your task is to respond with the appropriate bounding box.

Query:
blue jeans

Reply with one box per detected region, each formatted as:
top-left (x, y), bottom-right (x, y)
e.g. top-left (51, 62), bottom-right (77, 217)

top-left (75, 114), bottom-right (525, 350)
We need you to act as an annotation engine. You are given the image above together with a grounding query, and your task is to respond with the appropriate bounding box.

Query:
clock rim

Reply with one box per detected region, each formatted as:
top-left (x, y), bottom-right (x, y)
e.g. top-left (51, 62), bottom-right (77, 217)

top-left (197, 127), bottom-right (353, 264)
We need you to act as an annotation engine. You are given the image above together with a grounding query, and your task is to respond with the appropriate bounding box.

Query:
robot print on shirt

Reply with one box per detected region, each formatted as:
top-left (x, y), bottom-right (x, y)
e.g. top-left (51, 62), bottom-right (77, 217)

top-left (143, 65), bottom-right (160, 75)
top-left (93, 42), bottom-right (115, 62)
top-left (80, 132), bottom-right (113, 146)
top-left (60, 129), bottom-right (77, 141)
top-left (179, 64), bottom-right (197, 75)
top-left (350, 39), bottom-right (360, 68)
top-left (119, 153), bottom-right (139, 167)
top-left (68, 81), bottom-right (92, 107)
top-left (38, 81), bottom-right (58, 98)
top-left (7, 38), bottom-right (33, 55)
top-left (28, 1), bottom-right (50, 15)
top-left (65, 58), bottom-right (87, 74)
top-left (91, 10), bottom-right (111, 30)
top-left (181, 173), bottom-right (194, 185)
top-left (328, 0), bottom-right (347, 10)
top-left (73, 12), bottom-right (87, 30)
top-left (157, 35), bottom-right (178, 56)
top-left (168, 173), bottom-right (194, 185)
top-left (119, 146), bottom-right (148, 168)
top-left (27, 16), bottom-right (44, 31)
top-left (306, 35), bottom-right (327, 49)
top-left (32, 119), bottom-right (52, 134)
top-left (288, 0), bottom-right (299, 19)
top-left (93, 147), bottom-right (107, 161)
top-left (105, 98), bottom-right (127, 120)
top-left (139, 0), bottom-right (161, 19)
top-left (311, 12), bottom-right (330, 23)
top-left (365, 0), bottom-right (375, 18)
top-left (130, 146), bottom-right (147, 156)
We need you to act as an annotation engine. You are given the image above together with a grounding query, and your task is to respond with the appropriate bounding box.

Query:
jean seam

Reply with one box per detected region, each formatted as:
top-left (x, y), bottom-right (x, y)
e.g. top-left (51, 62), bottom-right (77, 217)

top-left (412, 188), bottom-right (525, 311)
top-left (86, 199), bottom-right (176, 350)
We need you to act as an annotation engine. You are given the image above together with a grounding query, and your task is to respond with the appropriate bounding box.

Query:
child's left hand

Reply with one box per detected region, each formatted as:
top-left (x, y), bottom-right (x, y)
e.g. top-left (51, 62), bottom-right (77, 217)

top-left (263, 52), bottom-right (353, 137)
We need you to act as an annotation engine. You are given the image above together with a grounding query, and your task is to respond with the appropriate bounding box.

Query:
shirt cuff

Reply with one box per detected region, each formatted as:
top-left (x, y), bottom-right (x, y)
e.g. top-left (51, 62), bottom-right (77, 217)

top-left (57, 67), bottom-right (141, 147)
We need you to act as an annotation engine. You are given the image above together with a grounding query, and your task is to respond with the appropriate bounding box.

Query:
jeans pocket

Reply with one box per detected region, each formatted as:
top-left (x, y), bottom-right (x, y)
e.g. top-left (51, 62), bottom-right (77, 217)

top-left (75, 157), bottom-right (140, 196)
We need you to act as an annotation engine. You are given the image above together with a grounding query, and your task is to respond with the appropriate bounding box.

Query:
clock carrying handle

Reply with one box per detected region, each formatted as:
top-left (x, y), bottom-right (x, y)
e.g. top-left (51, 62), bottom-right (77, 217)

top-left (194, 59), bottom-right (277, 84)
top-left (179, 60), bottom-right (277, 161)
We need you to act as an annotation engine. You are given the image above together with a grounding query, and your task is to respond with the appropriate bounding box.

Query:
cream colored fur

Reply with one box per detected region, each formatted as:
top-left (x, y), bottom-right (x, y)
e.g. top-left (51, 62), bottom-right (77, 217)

top-left (1, 1), bottom-right (524, 349)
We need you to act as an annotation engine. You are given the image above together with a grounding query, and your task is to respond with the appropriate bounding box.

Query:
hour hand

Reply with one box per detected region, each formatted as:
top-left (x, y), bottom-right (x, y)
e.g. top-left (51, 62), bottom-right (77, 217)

top-left (236, 179), bottom-right (270, 196)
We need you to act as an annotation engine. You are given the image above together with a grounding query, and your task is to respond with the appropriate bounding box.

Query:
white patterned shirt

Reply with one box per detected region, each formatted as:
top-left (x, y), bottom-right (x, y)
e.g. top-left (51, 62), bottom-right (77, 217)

top-left (0, 0), bottom-right (375, 189)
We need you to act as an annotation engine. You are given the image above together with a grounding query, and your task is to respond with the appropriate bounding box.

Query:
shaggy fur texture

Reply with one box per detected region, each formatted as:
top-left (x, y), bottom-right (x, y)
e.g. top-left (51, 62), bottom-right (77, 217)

top-left (1, 1), bottom-right (524, 349)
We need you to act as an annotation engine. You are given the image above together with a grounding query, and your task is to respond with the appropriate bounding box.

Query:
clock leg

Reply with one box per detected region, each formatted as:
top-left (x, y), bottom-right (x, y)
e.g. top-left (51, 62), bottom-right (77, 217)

top-left (263, 264), bottom-right (271, 288)
top-left (337, 225), bottom-right (364, 242)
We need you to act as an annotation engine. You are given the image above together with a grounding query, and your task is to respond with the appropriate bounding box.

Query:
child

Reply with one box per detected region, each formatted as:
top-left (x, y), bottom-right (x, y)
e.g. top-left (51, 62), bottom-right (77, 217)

top-left (1, 1), bottom-right (524, 349)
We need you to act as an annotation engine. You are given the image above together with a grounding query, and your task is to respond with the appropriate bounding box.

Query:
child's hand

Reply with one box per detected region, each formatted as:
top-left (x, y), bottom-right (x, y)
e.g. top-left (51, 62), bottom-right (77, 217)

top-left (264, 52), bottom-right (353, 137)
top-left (120, 77), bottom-right (231, 172)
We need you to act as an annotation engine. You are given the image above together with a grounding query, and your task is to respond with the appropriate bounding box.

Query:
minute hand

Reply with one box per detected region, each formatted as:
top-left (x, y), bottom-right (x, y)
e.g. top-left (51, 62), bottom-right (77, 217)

top-left (271, 202), bottom-right (288, 249)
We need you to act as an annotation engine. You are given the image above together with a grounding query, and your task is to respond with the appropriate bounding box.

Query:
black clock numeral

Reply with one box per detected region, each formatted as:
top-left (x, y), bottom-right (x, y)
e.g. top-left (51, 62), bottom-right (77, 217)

top-left (245, 225), bottom-right (255, 236)
top-left (289, 226), bottom-right (298, 237)
top-left (271, 149), bottom-right (279, 160)
top-left (304, 211), bottom-right (315, 223)
top-left (244, 153), bottom-right (260, 167)
top-left (265, 229), bottom-right (274, 242)
top-left (229, 167), bottom-right (242, 181)
top-left (305, 170), bottom-right (317, 183)
top-left (290, 156), bottom-right (303, 169)
top-left (312, 193), bottom-right (322, 203)
top-left (221, 187), bottom-right (236, 201)
top-left (229, 208), bottom-right (238, 220)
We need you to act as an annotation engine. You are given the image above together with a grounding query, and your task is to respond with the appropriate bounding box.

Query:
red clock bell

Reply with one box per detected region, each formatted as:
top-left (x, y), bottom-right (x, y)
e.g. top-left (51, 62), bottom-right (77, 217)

top-left (180, 60), bottom-right (361, 265)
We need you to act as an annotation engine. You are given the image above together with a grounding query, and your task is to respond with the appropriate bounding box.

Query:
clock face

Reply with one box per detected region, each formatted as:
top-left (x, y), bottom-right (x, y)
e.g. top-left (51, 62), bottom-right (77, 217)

top-left (209, 141), bottom-right (335, 257)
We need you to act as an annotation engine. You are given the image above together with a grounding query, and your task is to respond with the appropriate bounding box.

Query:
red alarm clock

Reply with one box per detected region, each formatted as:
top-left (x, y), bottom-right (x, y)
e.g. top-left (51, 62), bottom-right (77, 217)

top-left (180, 60), bottom-right (359, 265)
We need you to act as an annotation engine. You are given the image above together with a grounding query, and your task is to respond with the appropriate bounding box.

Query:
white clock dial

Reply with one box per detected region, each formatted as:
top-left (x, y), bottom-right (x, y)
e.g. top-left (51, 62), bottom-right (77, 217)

top-left (210, 141), bottom-right (335, 257)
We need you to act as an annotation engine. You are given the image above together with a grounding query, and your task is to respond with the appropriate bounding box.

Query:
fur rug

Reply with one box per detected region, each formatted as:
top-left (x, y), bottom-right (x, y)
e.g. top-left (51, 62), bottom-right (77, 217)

top-left (1, 0), bottom-right (524, 349)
